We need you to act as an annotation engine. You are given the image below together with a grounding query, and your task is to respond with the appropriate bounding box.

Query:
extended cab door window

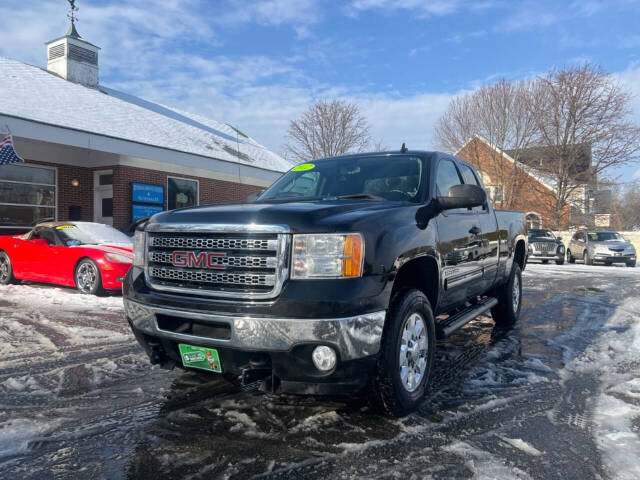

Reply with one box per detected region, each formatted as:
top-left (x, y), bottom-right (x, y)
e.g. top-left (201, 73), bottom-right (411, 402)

top-left (436, 159), bottom-right (467, 214)
top-left (458, 164), bottom-right (484, 212)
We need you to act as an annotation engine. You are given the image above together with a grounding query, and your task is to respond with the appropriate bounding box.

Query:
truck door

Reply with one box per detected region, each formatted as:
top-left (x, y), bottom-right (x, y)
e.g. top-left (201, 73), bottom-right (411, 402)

top-left (458, 163), bottom-right (500, 292)
top-left (434, 158), bottom-right (484, 311)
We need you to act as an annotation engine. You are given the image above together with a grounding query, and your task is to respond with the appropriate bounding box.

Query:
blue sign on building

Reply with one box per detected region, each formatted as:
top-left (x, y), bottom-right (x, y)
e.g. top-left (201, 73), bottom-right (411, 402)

top-left (132, 183), bottom-right (164, 205)
top-left (132, 204), bottom-right (164, 221)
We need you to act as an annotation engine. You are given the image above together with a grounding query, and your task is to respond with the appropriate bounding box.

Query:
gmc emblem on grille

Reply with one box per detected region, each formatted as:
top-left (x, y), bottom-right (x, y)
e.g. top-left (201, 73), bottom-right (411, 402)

top-left (172, 251), bottom-right (227, 269)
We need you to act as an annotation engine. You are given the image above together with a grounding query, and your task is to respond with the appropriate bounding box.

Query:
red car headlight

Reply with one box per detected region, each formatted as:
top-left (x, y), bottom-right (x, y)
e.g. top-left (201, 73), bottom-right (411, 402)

top-left (104, 253), bottom-right (133, 264)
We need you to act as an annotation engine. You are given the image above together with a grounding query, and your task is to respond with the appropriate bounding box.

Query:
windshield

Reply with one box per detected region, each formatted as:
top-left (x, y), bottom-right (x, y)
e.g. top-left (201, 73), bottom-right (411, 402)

top-left (258, 155), bottom-right (426, 203)
top-left (528, 229), bottom-right (555, 240)
top-left (55, 224), bottom-right (133, 246)
top-left (587, 231), bottom-right (623, 242)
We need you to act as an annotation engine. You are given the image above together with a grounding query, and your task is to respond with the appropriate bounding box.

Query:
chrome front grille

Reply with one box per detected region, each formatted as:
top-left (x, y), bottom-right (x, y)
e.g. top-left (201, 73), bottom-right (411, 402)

top-left (149, 236), bottom-right (278, 251)
top-left (532, 242), bottom-right (556, 253)
top-left (148, 251), bottom-right (277, 269)
top-left (144, 224), bottom-right (290, 299)
top-left (149, 267), bottom-right (276, 286)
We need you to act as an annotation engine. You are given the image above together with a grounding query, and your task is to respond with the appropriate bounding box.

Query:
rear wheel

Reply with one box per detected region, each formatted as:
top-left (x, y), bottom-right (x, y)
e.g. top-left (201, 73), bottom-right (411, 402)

top-left (605, 261), bottom-right (612, 266)
top-left (0, 251), bottom-right (16, 285)
top-left (75, 259), bottom-right (104, 295)
top-left (567, 249), bottom-right (575, 263)
top-left (584, 250), bottom-right (593, 266)
top-left (373, 289), bottom-right (435, 417)
top-left (491, 263), bottom-right (522, 327)
top-left (541, 259), bottom-right (549, 264)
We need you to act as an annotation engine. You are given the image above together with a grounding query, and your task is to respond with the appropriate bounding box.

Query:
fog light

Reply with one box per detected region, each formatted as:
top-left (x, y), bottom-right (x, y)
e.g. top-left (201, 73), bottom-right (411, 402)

top-left (312, 346), bottom-right (337, 371)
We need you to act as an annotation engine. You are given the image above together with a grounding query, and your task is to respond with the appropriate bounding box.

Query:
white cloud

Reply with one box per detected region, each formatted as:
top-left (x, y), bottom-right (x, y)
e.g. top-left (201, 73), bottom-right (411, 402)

top-left (347, 0), bottom-right (494, 17)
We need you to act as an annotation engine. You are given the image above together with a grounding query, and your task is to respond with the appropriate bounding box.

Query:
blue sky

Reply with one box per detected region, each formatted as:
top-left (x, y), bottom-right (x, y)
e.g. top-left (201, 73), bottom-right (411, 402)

top-left (1, 0), bottom-right (640, 179)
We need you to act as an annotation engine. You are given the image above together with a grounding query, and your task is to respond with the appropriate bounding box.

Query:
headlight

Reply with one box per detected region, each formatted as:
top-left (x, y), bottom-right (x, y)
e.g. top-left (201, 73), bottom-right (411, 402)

top-left (133, 230), bottom-right (146, 267)
top-left (292, 233), bottom-right (364, 279)
top-left (104, 252), bottom-right (133, 264)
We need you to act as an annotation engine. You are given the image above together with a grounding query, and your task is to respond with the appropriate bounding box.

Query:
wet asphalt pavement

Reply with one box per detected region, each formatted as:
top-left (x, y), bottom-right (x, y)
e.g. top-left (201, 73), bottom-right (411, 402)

top-left (1, 263), bottom-right (639, 479)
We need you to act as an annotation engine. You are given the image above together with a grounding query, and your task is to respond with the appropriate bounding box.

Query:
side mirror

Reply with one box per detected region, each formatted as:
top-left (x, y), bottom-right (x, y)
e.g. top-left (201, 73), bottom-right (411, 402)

top-left (556, 236), bottom-right (563, 242)
top-left (246, 190), bottom-right (265, 203)
top-left (437, 184), bottom-right (487, 211)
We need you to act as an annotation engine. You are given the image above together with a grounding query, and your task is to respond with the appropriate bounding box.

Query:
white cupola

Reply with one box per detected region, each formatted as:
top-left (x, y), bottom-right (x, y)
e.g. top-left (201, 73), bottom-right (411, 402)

top-left (45, 3), bottom-right (100, 87)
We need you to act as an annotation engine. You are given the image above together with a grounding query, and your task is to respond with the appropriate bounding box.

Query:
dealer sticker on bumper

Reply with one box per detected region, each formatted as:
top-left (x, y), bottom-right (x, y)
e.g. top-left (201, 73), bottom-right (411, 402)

top-left (178, 344), bottom-right (222, 373)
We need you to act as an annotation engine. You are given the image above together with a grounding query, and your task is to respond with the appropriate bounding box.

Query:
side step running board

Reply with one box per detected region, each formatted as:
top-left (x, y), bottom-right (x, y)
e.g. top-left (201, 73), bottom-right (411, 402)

top-left (435, 297), bottom-right (498, 339)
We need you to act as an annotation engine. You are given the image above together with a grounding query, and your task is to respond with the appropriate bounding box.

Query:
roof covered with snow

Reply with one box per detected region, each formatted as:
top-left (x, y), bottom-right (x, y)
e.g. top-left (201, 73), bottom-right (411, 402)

top-left (0, 57), bottom-right (291, 173)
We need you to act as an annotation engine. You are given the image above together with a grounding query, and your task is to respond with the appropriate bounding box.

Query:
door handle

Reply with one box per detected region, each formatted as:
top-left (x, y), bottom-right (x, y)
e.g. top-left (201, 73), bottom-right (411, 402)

top-left (469, 226), bottom-right (481, 236)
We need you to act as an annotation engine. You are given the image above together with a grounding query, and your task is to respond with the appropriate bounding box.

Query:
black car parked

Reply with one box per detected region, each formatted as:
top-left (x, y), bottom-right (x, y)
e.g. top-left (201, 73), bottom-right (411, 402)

top-left (124, 149), bottom-right (528, 416)
top-left (527, 229), bottom-right (565, 265)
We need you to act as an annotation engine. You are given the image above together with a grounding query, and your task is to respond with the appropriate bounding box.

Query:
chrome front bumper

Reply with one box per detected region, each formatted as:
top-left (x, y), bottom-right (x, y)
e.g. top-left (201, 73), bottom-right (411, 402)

top-left (124, 298), bottom-right (386, 361)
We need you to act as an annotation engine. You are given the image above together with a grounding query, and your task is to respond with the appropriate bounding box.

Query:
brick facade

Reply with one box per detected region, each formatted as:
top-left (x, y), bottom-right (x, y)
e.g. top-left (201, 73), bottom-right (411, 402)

top-left (25, 159), bottom-right (264, 231)
top-left (457, 137), bottom-right (571, 229)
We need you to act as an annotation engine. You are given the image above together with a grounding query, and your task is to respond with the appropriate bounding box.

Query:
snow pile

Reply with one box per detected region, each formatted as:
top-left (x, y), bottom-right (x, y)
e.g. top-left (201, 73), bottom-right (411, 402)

top-left (445, 441), bottom-right (533, 479)
top-left (562, 297), bottom-right (640, 480)
top-left (0, 417), bottom-right (64, 459)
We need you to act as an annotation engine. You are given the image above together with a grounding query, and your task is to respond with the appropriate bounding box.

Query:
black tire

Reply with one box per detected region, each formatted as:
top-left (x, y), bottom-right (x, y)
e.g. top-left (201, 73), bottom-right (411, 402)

top-left (372, 289), bottom-right (436, 417)
top-left (491, 263), bottom-right (522, 327)
top-left (584, 250), bottom-right (593, 266)
top-left (0, 250), bottom-right (16, 285)
top-left (541, 259), bottom-right (549, 264)
top-left (627, 260), bottom-right (636, 268)
top-left (567, 249), bottom-right (575, 263)
top-left (75, 259), bottom-right (104, 295)
top-left (555, 258), bottom-right (565, 265)
top-left (604, 261), bottom-right (612, 266)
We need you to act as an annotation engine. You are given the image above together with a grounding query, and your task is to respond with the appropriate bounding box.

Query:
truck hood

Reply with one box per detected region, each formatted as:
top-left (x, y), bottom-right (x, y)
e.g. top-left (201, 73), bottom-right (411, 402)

top-left (149, 200), bottom-right (408, 233)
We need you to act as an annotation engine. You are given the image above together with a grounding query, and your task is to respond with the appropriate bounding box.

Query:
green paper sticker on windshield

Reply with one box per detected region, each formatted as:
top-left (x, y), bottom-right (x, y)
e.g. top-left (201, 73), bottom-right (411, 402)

top-left (292, 163), bottom-right (315, 172)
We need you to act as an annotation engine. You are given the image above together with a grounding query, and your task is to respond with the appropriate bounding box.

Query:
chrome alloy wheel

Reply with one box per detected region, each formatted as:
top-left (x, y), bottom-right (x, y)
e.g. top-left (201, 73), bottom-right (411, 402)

top-left (76, 262), bottom-right (98, 293)
top-left (399, 312), bottom-right (428, 393)
top-left (512, 272), bottom-right (520, 312)
top-left (0, 252), bottom-right (10, 283)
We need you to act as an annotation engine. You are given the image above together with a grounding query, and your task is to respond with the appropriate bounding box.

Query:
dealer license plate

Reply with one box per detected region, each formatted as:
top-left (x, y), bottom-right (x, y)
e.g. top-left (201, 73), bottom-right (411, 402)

top-left (178, 344), bottom-right (222, 373)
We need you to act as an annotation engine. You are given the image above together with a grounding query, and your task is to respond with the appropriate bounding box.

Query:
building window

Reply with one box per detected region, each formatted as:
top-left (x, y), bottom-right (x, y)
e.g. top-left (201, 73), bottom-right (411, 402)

top-left (168, 177), bottom-right (199, 210)
top-left (0, 164), bottom-right (56, 228)
top-left (486, 185), bottom-right (504, 204)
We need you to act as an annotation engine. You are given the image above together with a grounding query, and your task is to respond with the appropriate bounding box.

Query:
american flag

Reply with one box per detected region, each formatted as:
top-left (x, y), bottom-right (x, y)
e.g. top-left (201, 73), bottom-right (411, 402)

top-left (0, 133), bottom-right (24, 166)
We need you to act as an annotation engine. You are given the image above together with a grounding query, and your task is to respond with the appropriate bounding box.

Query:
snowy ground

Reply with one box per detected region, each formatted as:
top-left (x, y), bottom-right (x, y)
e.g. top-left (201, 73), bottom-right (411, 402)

top-left (0, 264), bottom-right (639, 479)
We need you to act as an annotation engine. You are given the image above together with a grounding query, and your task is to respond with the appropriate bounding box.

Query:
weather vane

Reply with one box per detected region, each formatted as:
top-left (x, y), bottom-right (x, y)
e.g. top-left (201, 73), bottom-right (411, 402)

top-left (67, 0), bottom-right (79, 25)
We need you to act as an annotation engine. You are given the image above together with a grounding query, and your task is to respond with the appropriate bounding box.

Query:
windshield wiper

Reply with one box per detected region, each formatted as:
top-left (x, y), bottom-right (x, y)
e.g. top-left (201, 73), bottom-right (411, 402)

top-left (336, 193), bottom-right (386, 201)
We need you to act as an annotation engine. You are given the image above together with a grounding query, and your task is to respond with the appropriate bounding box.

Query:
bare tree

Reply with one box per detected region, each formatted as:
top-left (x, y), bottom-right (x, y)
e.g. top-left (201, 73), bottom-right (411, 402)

top-left (530, 63), bottom-right (640, 229)
top-left (610, 182), bottom-right (640, 231)
top-left (434, 79), bottom-right (538, 209)
top-left (286, 100), bottom-right (371, 162)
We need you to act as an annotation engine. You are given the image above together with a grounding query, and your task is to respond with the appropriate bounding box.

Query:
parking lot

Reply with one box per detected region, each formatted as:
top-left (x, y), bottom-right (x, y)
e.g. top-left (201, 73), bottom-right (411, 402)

top-left (1, 263), bottom-right (639, 479)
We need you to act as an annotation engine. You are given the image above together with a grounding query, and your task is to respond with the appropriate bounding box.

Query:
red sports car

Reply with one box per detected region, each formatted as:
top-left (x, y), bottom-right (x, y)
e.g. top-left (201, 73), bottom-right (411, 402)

top-left (0, 222), bottom-right (133, 295)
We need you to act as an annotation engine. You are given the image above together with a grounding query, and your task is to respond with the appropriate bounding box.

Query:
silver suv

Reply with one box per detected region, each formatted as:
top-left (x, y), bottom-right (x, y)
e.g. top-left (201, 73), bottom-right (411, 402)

top-left (567, 230), bottom-right (636, 267)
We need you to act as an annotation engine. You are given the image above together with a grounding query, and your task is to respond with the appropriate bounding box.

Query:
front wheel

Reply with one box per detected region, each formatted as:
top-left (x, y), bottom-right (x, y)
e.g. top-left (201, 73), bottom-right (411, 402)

top-left (567, 249), bottom-right (575, 263)
top-left (0, 251), bottom-right (16, 285)
top-left (373, 289), bottom-right (436, 417)
top-left (555, 258), bottom-right (565, 265)
top-left (75, 259), bottom-right (104, 295)
top-left (584, 250), bottom-right (593, 266)
top-left (627, 260), bottom-right (636, 268)
top-left (491, 263), bottom-right (522, 327)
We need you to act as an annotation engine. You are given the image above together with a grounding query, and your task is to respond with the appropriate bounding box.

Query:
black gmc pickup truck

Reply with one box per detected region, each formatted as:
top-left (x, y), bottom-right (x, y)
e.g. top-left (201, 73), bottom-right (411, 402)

top-left (124, 150), bottom-right (527, 416)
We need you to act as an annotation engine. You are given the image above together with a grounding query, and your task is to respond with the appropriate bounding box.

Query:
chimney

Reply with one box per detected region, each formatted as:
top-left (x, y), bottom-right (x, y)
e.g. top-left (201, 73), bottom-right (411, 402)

top-left (45, 5), bottom-right (100, 87)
